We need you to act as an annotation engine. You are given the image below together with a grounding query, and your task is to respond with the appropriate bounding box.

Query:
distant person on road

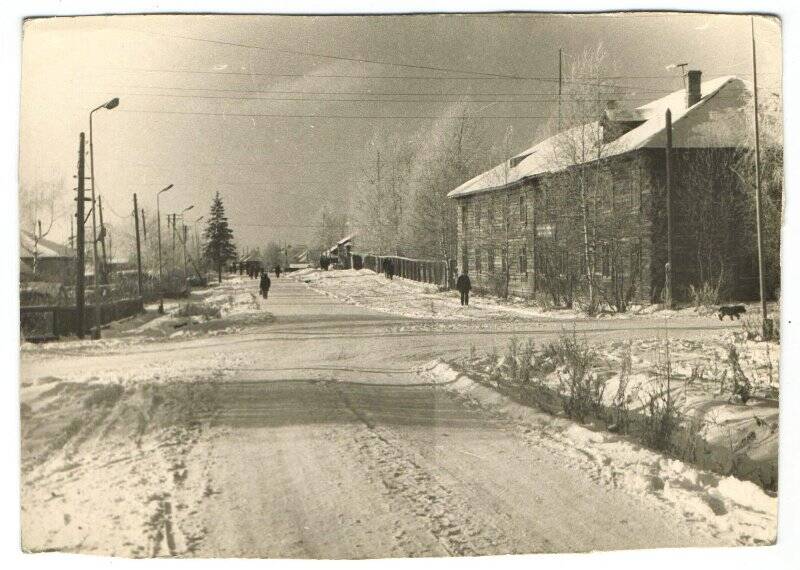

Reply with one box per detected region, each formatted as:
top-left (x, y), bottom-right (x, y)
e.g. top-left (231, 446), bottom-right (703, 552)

top-left (385, 259), bottom-right (394, 280)
top-left (274, 265), bottom-right (282, 278)
top-left (260, 271), bottom-right (271, 299)
top-left (456, 271), bottom-right (472, 306)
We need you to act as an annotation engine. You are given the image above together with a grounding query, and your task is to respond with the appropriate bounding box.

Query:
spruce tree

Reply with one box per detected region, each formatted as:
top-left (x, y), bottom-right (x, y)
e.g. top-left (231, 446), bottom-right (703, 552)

top-left (202, 192), bottom-right (237, 283)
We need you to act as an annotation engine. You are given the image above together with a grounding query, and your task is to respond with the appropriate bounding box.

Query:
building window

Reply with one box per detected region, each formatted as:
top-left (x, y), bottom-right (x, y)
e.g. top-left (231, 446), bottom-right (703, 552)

top-left (630, 238), bottom-right (642, 276)
top-left (599, 242), bottom-right (611, 278)
top-left (461, 204), bottom-right (468, 229)
top-left (536, 223), bottom-right (555, 238)
top-left (519, 246), bottom-right (528, 275)
top-left (475, 204), bottom-right (481, 227)
top-left (519, 195), bottom-right (527, 226)
top-left (488, 200), bottom-right (495, 224)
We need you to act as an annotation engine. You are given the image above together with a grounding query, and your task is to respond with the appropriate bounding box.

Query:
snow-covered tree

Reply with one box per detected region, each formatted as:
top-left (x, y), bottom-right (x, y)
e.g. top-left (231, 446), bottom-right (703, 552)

top-left (202, 192), bottom-right (237, 283)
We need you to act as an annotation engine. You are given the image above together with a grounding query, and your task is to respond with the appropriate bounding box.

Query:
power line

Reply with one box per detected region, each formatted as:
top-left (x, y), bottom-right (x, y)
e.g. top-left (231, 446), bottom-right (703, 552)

top-left (117, 26), bottom-right (527, 80)
top-left (93, 84), bottom-right (671, 96)
top-left (90, 89), bottom-right (769, 105)
top-left (114, 108), bottom-right (648, 120)
top-left (92, 65), bottom-right (671, 93)
top-left (90, 91), bottom-right (667, 104)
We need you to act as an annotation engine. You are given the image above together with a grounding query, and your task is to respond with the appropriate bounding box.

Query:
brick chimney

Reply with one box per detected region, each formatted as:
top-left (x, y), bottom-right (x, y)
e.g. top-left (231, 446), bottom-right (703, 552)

top-left (686, 70), bottom-right (702, 107)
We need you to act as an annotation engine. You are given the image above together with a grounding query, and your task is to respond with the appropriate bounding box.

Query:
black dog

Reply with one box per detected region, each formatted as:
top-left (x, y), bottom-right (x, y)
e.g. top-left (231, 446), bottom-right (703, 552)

top-left (718, 305), bottom-right (747, 321)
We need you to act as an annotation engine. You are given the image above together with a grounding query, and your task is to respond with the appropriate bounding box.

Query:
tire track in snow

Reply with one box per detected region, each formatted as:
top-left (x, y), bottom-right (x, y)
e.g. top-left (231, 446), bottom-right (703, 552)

top-left (331, 383), bottom-right (512, 556)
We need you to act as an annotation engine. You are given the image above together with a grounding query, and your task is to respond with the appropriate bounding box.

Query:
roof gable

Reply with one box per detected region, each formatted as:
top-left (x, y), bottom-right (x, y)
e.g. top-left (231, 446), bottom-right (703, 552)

top-left (448, 76), bottom-right (752, 198)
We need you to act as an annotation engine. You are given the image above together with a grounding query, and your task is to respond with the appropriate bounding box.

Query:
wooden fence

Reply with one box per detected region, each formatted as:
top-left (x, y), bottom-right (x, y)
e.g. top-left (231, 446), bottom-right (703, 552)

top-left (351, 253), bottom-right (456, 290)
top-left (20, 297), bottom-right (144, 341)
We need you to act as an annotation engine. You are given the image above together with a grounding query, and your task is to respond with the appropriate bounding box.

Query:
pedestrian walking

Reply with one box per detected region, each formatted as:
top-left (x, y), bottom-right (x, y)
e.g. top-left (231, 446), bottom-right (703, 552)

top-left (260, 271), bottom-right (271, 299)
top-left (275, 265), bottom-right (282, 278)
top-left (386, 259), bottom-right (394, 280)
top-left (456, 270), bottom-right (471, 306)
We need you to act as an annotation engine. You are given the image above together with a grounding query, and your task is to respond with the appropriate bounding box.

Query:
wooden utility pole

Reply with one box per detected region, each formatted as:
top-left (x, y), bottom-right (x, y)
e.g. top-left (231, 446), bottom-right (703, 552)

top-left (557, 48), bottom-right (563, 133)
top-left (182, 224), bottom-right (189, 290)
top-left (75, 133), bottom-right (87, 339)
top-left (98, 195), bottom-right (108, 284)
top-left (665, 108), bottom-right (674, 309)
top-left (133, 193), bottom-right (144, 310)
top-left (751, 17), bottom-right (771, 338)
top-left (141, 208), bottom-right (147, 241)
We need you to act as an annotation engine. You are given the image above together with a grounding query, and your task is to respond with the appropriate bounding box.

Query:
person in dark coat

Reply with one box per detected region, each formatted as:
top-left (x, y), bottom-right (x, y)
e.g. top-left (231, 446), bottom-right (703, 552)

top-left (386, 259), bottom-right (394, 280)
top-left (456, 271), bottom-right (472, 306)
top-left (260, 271), bottom-right (271, 299)
top-left (275, 265), bottom-right (282, 278)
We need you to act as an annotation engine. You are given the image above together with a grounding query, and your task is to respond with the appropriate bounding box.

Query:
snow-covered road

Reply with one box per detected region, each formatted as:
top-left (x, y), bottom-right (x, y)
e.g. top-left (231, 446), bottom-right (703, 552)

top-left (20, 275), bottom-right (776, 557)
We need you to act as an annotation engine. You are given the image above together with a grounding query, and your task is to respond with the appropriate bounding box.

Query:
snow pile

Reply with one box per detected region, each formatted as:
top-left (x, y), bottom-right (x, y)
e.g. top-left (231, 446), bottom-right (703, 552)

top-left (21, 276), bottom-right (274, 354)
top-left (420, 359), bottom-right (777, 546)
top-left (293, 268), bottom-right (771, 323)
top-left (452, 335), bottom-right (779, 490)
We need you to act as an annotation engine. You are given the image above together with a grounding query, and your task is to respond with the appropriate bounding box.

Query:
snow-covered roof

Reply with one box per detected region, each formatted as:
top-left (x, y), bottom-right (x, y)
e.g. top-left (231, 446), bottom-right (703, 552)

top-left (337, 233), bottom-right (355, 246)
top-left (327, 233), bottom-right (356, 254)
top-left (448, 76), bottom-right (753, 199)
top-left (19, 230), bottom-right (74, 259)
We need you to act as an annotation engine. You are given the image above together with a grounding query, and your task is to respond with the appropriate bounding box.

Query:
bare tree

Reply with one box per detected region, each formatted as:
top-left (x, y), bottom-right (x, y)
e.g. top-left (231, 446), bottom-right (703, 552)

top-left (544, 45), bottom-right (619, 312)
top-left (19, 178), bottom-right (64, 275)
top-left (407, 106), bottom-right (494, 261)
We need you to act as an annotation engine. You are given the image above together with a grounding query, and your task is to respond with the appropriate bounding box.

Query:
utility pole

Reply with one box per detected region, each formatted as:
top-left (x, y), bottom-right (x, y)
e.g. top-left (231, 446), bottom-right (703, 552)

top-left (171, 214), bottom-right (176, 274)
top-left (557, 48), bottom-right (563, 133)
top-left (665, 108), bottom-right (674, 309)
top-left (133, 193), bottom-right (144, 311)
top-left (98, 195), bottom-right (108, 284)
top-left (751, 17), bottom-right (771, 339)
top-left (75, 133), bottom-right (87, 339)
top-left (182, 223), bottom-right (189, 291)
top-left (141, 208), bottom-right (147, 241)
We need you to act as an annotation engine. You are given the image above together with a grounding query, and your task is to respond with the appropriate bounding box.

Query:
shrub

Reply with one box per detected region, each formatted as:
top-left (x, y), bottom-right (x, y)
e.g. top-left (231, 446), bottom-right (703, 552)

top-left (175, 302), bottom-right (221, 319)
top-left (640, 341), bottom-right (682, 451)
top-left (727, 345), bottom-right (753, 404)
top-left (487, 273), bottom-right (508, 299)
top-left (548, 333), bottom-right (603, 423)
top-left (688, 272), bottom-right (726, 309)
top-left (610, 344), bottom-right (633, 432)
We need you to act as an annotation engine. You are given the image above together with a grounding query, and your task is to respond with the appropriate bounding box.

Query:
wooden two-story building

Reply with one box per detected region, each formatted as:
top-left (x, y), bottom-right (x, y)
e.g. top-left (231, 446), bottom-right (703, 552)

top-left (448, 73), bottom-right (764, 306)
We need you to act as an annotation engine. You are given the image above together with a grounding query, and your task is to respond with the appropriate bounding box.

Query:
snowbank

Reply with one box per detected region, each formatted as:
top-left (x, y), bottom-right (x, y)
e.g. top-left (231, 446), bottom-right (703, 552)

top-left (293, 268), bottom-right (775, 323)
top-left (419, 360), bottom-right (777, 547)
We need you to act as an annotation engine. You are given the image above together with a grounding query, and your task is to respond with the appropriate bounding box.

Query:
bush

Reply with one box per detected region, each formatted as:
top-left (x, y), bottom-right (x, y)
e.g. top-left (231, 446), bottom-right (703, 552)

top-left (726, 345), bottom-right (753, 404)
top-left (641, 341), bottom-right (682, 451)
top-left (547, 333), bottom-right (604, 423)
top-left (688, 272), bottom-right (726, 309)
top-left (487, 273), bottom-right (508, 299)
top-left (175, 302), bottom-right (221, 319)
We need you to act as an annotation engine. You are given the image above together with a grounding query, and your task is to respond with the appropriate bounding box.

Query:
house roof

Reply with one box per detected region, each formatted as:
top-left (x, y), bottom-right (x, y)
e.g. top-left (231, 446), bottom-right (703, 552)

top-left (448, 75), bottom-right (754, 199)
top-left (19, 230), bottom-right (74, 259)
top-left (327, 233), bottom-right (356, 254)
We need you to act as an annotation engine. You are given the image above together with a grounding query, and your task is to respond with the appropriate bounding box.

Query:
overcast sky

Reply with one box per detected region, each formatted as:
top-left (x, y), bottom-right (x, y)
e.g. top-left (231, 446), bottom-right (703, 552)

top-left (19, 12), bottom-right (781, 249)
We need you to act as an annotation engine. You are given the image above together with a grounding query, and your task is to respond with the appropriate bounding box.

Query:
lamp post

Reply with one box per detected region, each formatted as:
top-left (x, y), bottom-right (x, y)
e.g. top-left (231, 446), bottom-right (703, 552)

top-left (156, 184), bottom-right (174, 314)
top-left (88, 97), bottom-right (119, 339)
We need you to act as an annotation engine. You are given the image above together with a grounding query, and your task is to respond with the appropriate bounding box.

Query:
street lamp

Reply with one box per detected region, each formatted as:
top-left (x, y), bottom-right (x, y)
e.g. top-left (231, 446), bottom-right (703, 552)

top-left (88, 97), bottom-right (119, 339)
top-left (156, 184), bottom-right (174, 314)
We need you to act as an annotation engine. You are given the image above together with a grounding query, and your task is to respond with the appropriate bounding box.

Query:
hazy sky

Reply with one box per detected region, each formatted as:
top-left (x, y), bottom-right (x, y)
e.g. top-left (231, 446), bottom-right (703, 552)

top-left (19, 12), bottom-right (782, 249)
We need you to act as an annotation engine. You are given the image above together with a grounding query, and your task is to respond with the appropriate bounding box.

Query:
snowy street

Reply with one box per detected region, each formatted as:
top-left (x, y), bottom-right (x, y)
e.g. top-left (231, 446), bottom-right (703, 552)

top-left (20, 274), bottom-right (777, 557)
